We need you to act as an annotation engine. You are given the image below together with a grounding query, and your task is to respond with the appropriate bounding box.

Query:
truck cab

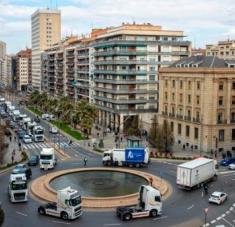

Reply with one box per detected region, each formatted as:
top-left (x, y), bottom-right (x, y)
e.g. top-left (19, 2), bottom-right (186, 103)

top-left (40, 148), bottom-right (56, 170)
top-left (8, 173), bottom-right (28, 203)
top-left (117, 185), bottom-right (162, 221)
top-left (38, 187), bottom-right (82, 220)
top-left (32, 125), bottom-right (44, 142)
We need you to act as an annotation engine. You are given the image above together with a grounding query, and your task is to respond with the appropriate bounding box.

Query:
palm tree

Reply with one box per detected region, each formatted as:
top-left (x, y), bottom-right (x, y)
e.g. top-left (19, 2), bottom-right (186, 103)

top-left (57, 97), bottom-right (74, 124)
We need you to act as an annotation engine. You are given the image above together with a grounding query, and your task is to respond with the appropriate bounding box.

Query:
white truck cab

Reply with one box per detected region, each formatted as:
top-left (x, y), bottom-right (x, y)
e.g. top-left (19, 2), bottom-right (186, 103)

top-left (40, 148), bottom-right (56, 170)
top-left (8, 173), bottom-right (28, 203)
top-left (32, 125), bottom-right (44, 142)
top-left (117, 185), bottom-right (162, 221)
top-left (38, 187), bottom-right (82, 220)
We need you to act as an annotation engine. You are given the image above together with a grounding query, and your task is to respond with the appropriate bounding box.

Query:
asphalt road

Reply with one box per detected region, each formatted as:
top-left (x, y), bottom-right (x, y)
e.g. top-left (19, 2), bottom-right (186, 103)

top-left (0, 103), bottom-right (235, 227)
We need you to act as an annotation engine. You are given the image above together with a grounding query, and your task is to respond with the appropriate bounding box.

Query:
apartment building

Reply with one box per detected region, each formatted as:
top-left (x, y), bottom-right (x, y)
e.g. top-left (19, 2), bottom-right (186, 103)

top-left (192, 48), bottom-right (206, 56)
top-left (42, 36), bottom-right (93, 101)
top-left (31, 9), bottom-right (61, 91)
top-left (0, 41), bottom-right (13, 88)
top-left (206, 40), bottom-right (235, 60)
top-left (93, 23), bottom-right (191, 132)
top-left (16, 48), bottom-right (32, 91)
top-left (159, 56), bottom-right (235, 154)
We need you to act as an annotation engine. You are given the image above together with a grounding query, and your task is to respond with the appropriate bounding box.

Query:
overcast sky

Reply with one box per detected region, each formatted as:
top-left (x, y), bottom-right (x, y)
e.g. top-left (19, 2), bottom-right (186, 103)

top-left (0, 0), bottom-right (235, 54)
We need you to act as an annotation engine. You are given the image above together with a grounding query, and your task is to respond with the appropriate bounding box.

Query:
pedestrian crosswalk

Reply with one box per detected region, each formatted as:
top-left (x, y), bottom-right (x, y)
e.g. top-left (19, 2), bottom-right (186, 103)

top-left (22, 142), bottom-right (50, 150)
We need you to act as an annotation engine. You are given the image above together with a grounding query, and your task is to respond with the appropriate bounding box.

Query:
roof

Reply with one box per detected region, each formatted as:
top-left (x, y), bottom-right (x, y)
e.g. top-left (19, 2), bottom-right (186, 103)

top-left (211, 191), bottom-right (224, 196)
top-left (179, 158), bottom-right (213, 169)
top-left (170, 56), bottom-right (235, 68)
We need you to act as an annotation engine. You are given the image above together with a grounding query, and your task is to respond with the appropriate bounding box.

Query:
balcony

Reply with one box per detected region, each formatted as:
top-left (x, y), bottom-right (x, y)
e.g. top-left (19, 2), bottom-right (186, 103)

top-left (193, 117), bottom-right (201, 123)
top-left (94, 87), bottom-right (148, 94)
top-left (93, 78), bottom-right (150, 84)
top-left (176, 114), bottom-right (183, 120)
top-left (217, 119), bottom-right (227, 124)
top-left (231, 118), bottom-right (235, 123)
top-left (77, 61), bottom-right (89, 65)
top-left (94, 50), bottom-right (147, 57)
top-left (94, 60), bottom-right (148, 65)
top-left (184, 116), bottom-right (192, 121)
top-left (94, 69), bottom-right (147, 75)
top-left (94, 95), bottom-right (146, 104)
top-left (77, 76), bottom-right (89, 81)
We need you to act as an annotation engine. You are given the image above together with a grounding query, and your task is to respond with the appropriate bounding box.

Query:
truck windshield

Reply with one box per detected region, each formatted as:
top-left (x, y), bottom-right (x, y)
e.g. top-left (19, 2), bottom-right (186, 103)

top-left (40, 155), bottom-right (52, 160)
top-left (11, 182), bottom-right (27, 190)
top-left (69, 196), bottom-right (81, 206)
top-left (35, 130), bottom-right (43, 134)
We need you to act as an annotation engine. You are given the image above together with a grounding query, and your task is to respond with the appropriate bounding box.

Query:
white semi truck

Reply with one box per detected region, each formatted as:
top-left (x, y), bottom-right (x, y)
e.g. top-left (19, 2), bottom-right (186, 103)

top-left (32, 125), bottom-right (44, 142)
top-left (116, 185), bottom-right (162, 221)
top-left (40, 147), bottom-right (56, 170)
top-left (176, 157), bottom-right (218, 190)
top-left (38, 187), bottom-right (82, 220)
top-left (12, 110), bottom-right (21, 122)
top-left (8, 173), bottom-right (28, 203)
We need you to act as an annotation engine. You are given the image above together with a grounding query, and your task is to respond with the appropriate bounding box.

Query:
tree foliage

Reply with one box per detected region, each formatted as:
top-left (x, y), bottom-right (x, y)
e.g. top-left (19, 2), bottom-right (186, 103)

top-left (28, 92), bottom-right (97, 136)
top-left (150, 119), bottom-right (174, 153)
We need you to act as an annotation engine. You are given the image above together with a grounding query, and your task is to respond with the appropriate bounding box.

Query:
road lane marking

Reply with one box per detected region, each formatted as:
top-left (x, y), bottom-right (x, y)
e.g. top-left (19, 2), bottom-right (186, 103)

top-left (52, 221), bottom-right (70, 225)
top-left (210, 220), bottom-right (216, 224)
top-left (217, 216), bottom-right (222, 221)
top-left (222, 217), bottom-right (234, 226)
top-left (226, 210), bottom-right (230, 214)
top-left (16, 211), bottom-right (27, 217)
top-left (187, 205), bottom-right (194, 210)
top-left (221, 213), bottom-right (226, 217)
top-left (153, 215), bottom-right (168, 221)
top-left (103, 224), bottom-right (121, 226)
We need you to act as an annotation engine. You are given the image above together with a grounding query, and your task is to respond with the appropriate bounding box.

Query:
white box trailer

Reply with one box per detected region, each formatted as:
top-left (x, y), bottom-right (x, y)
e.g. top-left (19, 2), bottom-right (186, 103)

top-left (176, 158), bottom-right (217, 190)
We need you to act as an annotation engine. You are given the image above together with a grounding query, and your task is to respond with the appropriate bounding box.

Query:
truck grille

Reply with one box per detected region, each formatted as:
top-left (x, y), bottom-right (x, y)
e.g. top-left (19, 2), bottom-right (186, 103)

top-left (75, 206), bottom-right (81, 212)
top-left (75, 210), bottom-right (81, 217)
top-left (14, 192), bottom-right (26, 200)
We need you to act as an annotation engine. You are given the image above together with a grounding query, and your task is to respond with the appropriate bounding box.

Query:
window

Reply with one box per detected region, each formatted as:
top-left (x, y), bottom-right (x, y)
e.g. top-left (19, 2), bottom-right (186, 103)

top-left (195, 127), bottom-right (198, 139)
top-left (149, 75), bottom-right (155, 81)
top-left (188, 81), bottom-right (191, 89)
top-left (180, 80), bottom-right (183, 89)
top-left (178, 123), bottom-right (181, 135)
top-left (197, 81), bottom-right (200, 90)
top-left (179, 94), bottom-right (183, 103)
top-left (231, 112), bottom-right (235, 122)
top-left (196, 96), bottom-right (200, 105)
top-left (172, 80), bottom-right (175, 88)
top-left (171, 122), bottom-right (174, 132)
top-left (188, 110), bottom-right (191, 118)
top-left (218, 96), bottom-right (223, 106)
top-left (155, 196), bottom-right (161, 202)
top-left (217, 113), bottom-right (223, 123)
top-left (172, 92), bottom-right (175, 101)
top-left (218, 129), bottom-right (224, 141)
top-left (232, 82), bottom-right (235, 90)
top-left (186, 125), bottom-right (190, 137)
top-left (232, 129), bottom-right (235, 140)
top-left (150, 66), bottom-right (155, 71)
top-left (219, 83), bottom-right (223, 90)
top-left (165, 92), bottom-right (168, 100)
top-left (232, 96), bottom-right (235, 105)
top-left (165, 80), bottom-right (168, 87)
top-left (188, 95), bottom-right (191, 104)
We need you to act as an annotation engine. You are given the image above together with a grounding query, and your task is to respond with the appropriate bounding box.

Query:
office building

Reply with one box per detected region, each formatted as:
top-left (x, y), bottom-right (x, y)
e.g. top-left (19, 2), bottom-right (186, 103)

top-left (31, 9), bottom-right (61, 90)
top-left (159, 56), bottom-right (235, 154)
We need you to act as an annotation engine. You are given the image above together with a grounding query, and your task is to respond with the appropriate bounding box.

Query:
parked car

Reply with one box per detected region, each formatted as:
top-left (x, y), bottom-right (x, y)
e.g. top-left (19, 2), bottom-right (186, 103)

top-left (23, 135), bottom-right (32, 144)
top-left (228, 163), bottom-right (235, 170)
top-left (49, 127), bottom-right (58, 134)
top-left (220, 158), bottom-right (235, 166)
top-left (209, 191), bottom-right (227, 205)
top-left (12, 164), bottom-right (32, 180)
top-left (42, 113), bottom-right (50, 121)
top-left (28, 155), bottom-right (39, 166)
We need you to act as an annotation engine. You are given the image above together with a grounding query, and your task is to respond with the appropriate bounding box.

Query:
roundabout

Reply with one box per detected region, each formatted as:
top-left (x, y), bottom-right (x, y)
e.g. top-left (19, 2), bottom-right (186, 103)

top-left (30, 167), bottom-right (170, 208)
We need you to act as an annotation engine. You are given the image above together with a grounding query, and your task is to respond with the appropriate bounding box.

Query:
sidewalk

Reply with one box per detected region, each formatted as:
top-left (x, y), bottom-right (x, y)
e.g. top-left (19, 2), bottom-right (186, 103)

top-left (1, 130), bottom-right (21, 167)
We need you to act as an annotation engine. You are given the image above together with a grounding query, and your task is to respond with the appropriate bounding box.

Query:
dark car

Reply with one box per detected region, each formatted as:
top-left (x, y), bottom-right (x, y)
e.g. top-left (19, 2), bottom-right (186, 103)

top-left (12, 164), bottom-right (32, 180)
top-left (28, 155), bottom-right (39, 166)
top-left (18, 129), bottom-right (26, 139)
top-left (34, 117), bottom-right (40, 123)
top-left (220, 158), bottom-right (235, 166)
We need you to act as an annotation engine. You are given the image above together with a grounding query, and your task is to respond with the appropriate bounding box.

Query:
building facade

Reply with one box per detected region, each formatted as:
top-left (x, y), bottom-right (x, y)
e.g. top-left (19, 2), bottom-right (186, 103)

top-left (159, 56), bottom-right (235, 154)
top-left (206, 40), bottom-right (235, 60)
top-left (16, 48), bottom-right (32, 91)
top-left (93, 23), bottom-right (191, 132)
top-left (31, 9), bottom-right (61, 91)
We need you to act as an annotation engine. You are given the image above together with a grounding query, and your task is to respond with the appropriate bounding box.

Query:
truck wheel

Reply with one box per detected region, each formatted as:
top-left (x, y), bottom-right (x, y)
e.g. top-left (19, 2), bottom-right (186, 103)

top-left (135, 163), bottom-right (140, 168)
top-left (123, 213), bottom-right (132, 221)
top-left (150, 209), bottom-right (158, 217)
top-left (61, 212), bottom-right (69, 220)
top-left (38, 207), bottom-right (45, 215)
